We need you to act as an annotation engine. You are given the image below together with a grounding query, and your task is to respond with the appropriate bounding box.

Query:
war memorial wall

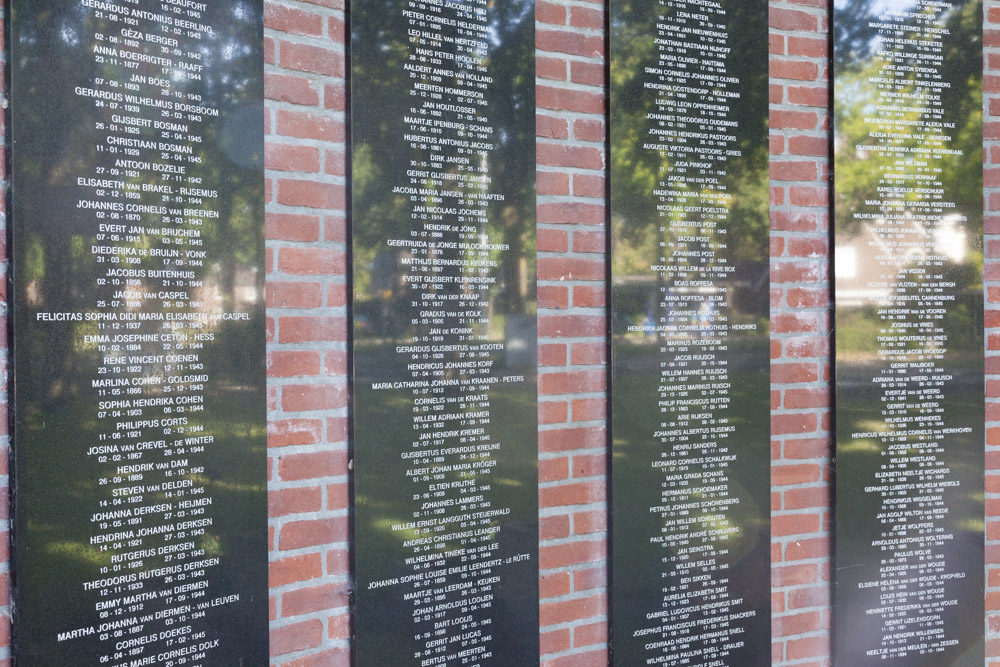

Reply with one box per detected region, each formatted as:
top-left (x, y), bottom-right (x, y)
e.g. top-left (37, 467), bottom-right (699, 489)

top-left (0, 0), bottom-right (997, 665)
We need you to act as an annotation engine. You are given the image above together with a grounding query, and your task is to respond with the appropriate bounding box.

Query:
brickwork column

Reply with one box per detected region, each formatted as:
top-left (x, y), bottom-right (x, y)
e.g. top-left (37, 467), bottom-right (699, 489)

top-left (264, 1), bottom-right (350, 664)
top-left (769, 1), bottom-right (834, 664)
top-left (536, 1), bottom-right (610, 664)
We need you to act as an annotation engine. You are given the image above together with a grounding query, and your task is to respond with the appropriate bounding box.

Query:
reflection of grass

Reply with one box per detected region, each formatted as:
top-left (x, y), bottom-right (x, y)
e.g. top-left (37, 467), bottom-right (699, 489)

top-left (18, 384), bottom-right (267, 653)
top-left (610, 338), bottom-right (772, 651)
top-left (353, 366), bottom-right (539, 662)
top-left (354, 382), bottom-right (537, 532)
top-left (46, 541), bottom-right (109, 567)
top-left (839, 438), bottom-right (881, 454)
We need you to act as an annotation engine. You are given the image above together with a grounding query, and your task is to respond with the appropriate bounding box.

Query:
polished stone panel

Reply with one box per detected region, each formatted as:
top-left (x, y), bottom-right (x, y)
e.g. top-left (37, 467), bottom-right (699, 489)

top-left (11, 1), bottom-right (267, 663)
top-left (833, 1), bottom-right (984, 664)
top-left (609, 1), bottom-right (772, 664)
top-left (350, 1), bottom-right (539, 664)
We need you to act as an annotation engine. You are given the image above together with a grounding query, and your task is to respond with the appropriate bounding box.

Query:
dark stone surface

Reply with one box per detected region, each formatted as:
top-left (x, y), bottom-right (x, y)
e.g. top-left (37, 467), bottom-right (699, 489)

top-left (609, 0), bottom-right (772, 664)
top-left (11, 1), bottom-right (267, 664)
top-left (833, 1), bottom-right (984, 664)
top-left (350, 1), bottom-right (539, 664)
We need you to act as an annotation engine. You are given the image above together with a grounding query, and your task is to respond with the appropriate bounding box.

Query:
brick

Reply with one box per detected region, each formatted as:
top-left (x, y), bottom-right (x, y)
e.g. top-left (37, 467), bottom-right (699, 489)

top-left (538, 56), bottom-right (568, 81)
top-left (574, 119), bottom-right (605, 144)
top-left (538, 202), bottom-right (605, 225)
top-left (540, 401), bottom-right (569, 425)
top-left (268, 352), bottom-right (321, 377)
top-left (266, 212), bottom-right (321, 241)
top-left (539, 315), bottom-right (604, 338)
top-left (267, 419), bottom-right (323, 448)
top-left (282, 384), bottom-right (348, 411)
top-left (774, 464), bottom-right (821, 486)
top-left (538, 143), bottom-right (603, 169)
top-left (280, 517), bottom-right (348, 550)
top-left (573, 453), bottom-right (606, 478)
top-left (278, 316), bottom-right (346, 342)
top-left (573, 230), bottom-right (605, 253)
top-left (538, 228), bottom-right (569, 252)
top-left (539, 593), bottom-right (606, 626)
top-left (573, 285), bottom-right (606, 308)
top-left (543, 650), bottom-right (608, 667)
top-left (789, 585), bottom-right (831, 610)
top-left (270, 619), bottom-right (323, 657)
top-left (773, 513), bottom-right (821, 537)
top-left (539, 480), bottom-right (605, 507)
top-left (269, 553), bottom-right (324, 588)
top-left (539, 285), bottom-right (570, 309)
top-left (771, 59), bottom-right (819, 81)
top-left (573, 174), bottom-right (605, 198)
top-left (269, 487), bottom-right (323, 517)
top-left (278, 451), bottom-right (347, 482)
top-left (538, 171), bottom-right (570, 196)
top-left (541, 629), bottom-right (571, 655)
top-left (540, 343), bottom-right (567, 366)
top-left (278, 248), bottom-right (346, 275)
top-left (541, 571), bottom-right (571, 599)
top-left (277, 109), bottom-right (346, 142)
top-left (540, 514), bottom-right (570, 539)
top-left (570, 342), bottom-right (605, 366)
top-left (787, 636), bottom-right (829, 661)
top-left (540, 370), bottom-right (605, 395)
top-left (539, 426), bottom-right (607, 452)
top-left (280, 42), bottom-right (344, 77)
top-left (276, 179), bottom-right (345, 209)
top-left (571, 61), bottom-right (605, 86)
top-left (537, 0), bottom-right (567, 25)
top-left (538, 114), bottom-right (570, 139)
top-left (787, 36), bottom-right (826, 58)
top-left (574, 621), bottom-right (607, 647)
top-left (282, 583), bottom-right (349, 617)
top-left (537, 85), bottom-right (605, 114)
top-left (267, 282), bottom-right (323, 309)
top-left (265, 73), bottom-right (320, 106)
top-left (265, 4), bottom-right (323, 36)
top-left (536, 30), bottom-right (604, 58)
top-left (573, 565), bottom-right (607, 591)
top-left (538, 258), bottom-right (604, 281)
top-left (773, 563), bottom-right (819, 588)
top-left (573, 510), bottom-right (607, 535)
top-left (775, 612), bottom-right (821, 637)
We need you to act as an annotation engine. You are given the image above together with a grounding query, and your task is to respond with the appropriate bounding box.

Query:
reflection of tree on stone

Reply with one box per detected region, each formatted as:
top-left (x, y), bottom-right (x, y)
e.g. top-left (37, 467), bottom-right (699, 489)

top-left (834, 0), bottom-right (983, 350)
top-left (351, 0), bottom-right (535, 338)
top-left (14, 3), bottom-right (264, 409)
top-left (610, 0), bottom-right (769, 276)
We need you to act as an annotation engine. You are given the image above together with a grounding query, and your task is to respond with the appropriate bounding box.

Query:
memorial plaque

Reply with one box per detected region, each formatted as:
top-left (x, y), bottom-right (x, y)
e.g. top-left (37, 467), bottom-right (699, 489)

top-left (833, 1), bottom-right (984, 664)
top-left (609, 1), bottom-right (771, 663)
top-left (350, 1), bottom-right (539, 665)
top-left (11, 1), bottom-right (267, 664)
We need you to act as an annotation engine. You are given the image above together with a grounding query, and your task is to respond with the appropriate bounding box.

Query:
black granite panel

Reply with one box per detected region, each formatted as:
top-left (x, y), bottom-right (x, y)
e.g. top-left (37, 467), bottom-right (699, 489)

top-left (11, 1), bottom-right (267, 664)
top-left (350, 1), bottom-right (539, 664)
top-left (833, 2), bottom-right (984, 665)
top-left (609, 1), bottom-right (772, 664)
